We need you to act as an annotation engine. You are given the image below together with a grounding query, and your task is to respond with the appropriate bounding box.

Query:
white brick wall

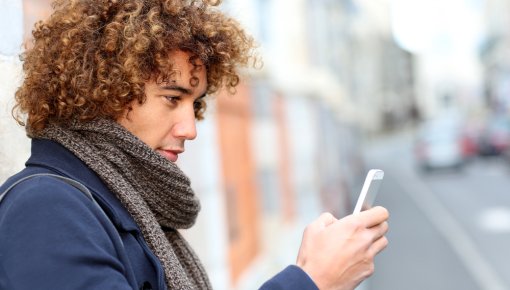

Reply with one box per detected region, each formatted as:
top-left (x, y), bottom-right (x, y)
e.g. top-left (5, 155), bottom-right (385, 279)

top-left (0, 56), bottom-right (30, 182)
top-left (0, 0), bottom-right (29, 182)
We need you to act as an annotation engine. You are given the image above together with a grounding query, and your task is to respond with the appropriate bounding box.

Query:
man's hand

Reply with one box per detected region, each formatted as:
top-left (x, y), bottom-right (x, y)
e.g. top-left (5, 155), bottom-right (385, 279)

top-left (296, 206), bottom-right (389, 290)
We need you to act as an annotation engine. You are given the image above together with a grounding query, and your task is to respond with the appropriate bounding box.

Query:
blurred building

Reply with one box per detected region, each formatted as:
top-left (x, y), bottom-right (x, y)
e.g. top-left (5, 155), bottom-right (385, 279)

top-left (480, 0), bottom-right (510, 115)
top-left (339, 0), bottom-right (417, 132)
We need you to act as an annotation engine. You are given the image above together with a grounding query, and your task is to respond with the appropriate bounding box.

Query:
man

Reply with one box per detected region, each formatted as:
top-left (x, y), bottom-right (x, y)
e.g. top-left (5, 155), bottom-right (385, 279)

top-left (0, 0), bottom-right (389, 289)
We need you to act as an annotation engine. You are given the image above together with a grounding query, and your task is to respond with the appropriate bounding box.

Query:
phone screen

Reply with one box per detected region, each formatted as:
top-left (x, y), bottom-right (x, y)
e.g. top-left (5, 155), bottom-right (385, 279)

top-left (353, 169), bottom-right (384, 214)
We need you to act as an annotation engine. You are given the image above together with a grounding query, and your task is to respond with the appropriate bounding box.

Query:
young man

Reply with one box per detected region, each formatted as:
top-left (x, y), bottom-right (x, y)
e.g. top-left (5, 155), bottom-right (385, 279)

top-left (0, 1), bottom-right (389, 289)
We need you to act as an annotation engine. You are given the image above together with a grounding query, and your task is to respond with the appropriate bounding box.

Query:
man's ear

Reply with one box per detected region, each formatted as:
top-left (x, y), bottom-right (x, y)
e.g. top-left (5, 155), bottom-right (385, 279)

top-left (125, 106), bottom-right (133, 120)
top-left (118, 105), bottom-right (133, 122)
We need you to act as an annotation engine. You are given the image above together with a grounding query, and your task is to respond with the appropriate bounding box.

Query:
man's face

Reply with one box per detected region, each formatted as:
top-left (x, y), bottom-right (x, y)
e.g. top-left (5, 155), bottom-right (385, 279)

top-left (117, 50), bottom-right (208, 162)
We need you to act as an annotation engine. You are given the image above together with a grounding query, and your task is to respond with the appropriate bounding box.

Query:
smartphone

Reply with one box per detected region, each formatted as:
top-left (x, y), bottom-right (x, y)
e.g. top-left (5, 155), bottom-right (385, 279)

top-left (353, 169), bottom-right (384, 214)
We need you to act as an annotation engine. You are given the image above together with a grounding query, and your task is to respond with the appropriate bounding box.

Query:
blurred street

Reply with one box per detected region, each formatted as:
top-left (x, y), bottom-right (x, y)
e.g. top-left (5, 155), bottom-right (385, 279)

top-left (362, 127), bottom-right (510, 290)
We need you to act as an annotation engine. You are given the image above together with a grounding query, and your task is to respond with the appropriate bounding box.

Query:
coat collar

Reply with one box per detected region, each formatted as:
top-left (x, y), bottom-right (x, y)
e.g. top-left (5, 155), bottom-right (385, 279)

top-left (26, 138), bottom-right (139, 232)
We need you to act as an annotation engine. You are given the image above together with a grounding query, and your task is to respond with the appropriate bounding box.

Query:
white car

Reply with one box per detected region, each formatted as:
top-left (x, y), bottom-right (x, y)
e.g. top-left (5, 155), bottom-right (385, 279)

top-left (414, 119), bottom-right (468, 171)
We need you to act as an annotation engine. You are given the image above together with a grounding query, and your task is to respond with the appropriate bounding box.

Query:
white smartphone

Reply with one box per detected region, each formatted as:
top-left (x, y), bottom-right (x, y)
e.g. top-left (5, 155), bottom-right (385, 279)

top-left (353, 169), bottom-right (384, 214)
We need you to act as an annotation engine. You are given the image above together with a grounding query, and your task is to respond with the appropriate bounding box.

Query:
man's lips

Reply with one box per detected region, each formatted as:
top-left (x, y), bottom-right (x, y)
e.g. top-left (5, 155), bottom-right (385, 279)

top-left (157, 149), bottom-right (182, 162)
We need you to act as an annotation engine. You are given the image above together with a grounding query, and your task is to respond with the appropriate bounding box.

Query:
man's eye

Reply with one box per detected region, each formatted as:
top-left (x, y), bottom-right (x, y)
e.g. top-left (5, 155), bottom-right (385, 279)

top-left (165, 96), bottom-right (180, 104)
top-left (193, 100), bottom-right (203, 110)
top-left (194, 99), bottom-right (206, 118)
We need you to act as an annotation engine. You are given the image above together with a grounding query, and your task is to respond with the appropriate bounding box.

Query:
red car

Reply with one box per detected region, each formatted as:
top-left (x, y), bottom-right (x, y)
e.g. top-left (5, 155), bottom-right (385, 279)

top-left (476, 115), bottom-right (510, 156)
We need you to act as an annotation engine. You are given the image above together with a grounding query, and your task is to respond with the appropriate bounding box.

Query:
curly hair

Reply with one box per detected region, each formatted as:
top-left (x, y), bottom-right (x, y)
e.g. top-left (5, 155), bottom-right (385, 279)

top-left (14, 0), bottom-right (257, 134)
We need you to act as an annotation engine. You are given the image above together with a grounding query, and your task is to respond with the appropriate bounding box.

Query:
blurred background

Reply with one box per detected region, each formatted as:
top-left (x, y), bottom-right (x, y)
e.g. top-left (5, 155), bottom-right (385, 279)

top-left (1, 0), bottom-right (510, 289)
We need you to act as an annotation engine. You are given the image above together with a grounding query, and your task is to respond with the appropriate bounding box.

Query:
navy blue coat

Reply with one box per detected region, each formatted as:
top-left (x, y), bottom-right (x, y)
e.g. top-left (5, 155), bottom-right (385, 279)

top-left (0, 139), bottom-right (318, 290)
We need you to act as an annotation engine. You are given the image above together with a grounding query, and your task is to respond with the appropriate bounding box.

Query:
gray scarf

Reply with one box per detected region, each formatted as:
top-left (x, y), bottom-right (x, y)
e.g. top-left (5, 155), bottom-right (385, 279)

top-left (34, 118), bottom-right (212, 290)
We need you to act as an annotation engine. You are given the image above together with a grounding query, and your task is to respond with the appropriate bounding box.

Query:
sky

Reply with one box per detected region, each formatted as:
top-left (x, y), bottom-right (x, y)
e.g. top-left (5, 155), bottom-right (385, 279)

top-left (390, 0), bottom-right (484, 56)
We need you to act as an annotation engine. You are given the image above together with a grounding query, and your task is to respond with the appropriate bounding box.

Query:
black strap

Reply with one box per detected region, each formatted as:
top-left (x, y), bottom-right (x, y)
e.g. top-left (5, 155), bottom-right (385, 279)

top-left (1, 173), bottom-right (94, 203)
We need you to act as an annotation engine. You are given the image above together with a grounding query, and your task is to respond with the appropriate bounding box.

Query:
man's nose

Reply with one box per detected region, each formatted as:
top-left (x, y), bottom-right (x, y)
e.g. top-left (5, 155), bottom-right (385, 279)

top-left (172, 106), bottom-right (197, 140)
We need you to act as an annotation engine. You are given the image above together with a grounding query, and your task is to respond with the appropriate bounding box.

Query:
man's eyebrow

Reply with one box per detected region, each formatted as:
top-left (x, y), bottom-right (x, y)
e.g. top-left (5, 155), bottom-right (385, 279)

top-left (160, 85), bottom-right (192, 95)
top-left (160, 84), bottom-right (207, 100)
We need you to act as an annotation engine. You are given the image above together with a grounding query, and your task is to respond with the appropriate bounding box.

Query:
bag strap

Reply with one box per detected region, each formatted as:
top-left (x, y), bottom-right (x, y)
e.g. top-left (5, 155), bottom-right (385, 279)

top-left (1, 173), bottom-right (94, 203)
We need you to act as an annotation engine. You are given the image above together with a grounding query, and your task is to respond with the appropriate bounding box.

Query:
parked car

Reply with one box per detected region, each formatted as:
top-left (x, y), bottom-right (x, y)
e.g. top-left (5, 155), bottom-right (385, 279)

top-left (414, 118), bottom-right (472, 171)
top-left (476, 115), bottom-right (510, 156)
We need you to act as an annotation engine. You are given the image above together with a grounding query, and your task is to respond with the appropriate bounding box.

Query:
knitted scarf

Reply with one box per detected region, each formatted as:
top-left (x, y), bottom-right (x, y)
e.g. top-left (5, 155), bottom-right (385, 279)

top-left (33, 118), bottom-right (212, 290)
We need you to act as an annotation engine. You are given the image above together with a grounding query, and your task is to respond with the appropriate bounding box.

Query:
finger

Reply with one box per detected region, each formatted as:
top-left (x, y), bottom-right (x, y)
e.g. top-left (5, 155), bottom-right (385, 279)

top-left (358, 206), bottom-right (389, 228)
top-left (315, 212), bottom-right (337, 228)
top-left (368, 221), bottom-right (389, 242)
top-left (369, 235), bottom-right (389, 257)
